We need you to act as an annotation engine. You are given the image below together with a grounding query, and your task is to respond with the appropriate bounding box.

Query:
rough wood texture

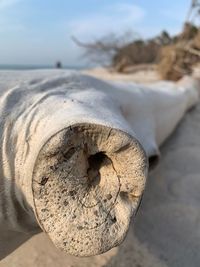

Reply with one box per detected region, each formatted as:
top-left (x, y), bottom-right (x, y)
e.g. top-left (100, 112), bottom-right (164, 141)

top-left (0, 70), bottom-right (199, 260)
top-left (32, 124), bottom-right (147, 256)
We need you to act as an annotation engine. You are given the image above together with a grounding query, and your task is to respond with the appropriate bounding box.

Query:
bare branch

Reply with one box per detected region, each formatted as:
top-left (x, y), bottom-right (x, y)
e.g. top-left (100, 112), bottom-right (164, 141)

top-left (71, 32), bottom-right (140, 66)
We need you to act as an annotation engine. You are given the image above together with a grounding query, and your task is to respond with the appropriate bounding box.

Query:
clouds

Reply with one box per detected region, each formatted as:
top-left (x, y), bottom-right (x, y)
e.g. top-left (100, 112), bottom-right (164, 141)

top-left (68, 3), bottom-right (145, 40)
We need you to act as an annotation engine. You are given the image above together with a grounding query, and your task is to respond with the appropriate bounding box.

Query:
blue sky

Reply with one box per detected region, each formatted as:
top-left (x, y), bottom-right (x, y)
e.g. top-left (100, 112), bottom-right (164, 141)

top-left (0, 0), bottom-right (191, 66)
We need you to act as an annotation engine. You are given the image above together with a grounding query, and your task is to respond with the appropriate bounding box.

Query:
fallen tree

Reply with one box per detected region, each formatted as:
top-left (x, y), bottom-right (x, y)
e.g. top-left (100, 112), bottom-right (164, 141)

top-left (73, 1), bottom-right (200, 80)
top-left (73, 31), bottom-right (173, 72)
top-left (158, 23), bottom-right (200, 81)
top-left (0, 71), bottom-right (199, 259)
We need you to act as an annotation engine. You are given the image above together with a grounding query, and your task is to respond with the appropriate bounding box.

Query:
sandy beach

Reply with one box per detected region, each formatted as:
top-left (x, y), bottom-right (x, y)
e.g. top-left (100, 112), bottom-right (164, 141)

top-left (83, 67), bottom-right (161, 84)
top-left (0, 68), bottom-right (200, 267)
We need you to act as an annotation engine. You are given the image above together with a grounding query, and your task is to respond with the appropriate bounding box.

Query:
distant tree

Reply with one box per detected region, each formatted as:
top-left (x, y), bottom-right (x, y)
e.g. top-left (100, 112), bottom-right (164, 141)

top-left (72, 30), bottom-right (173, 72)
top-left (72, 0), bottom-right (200, 77)
top-left (71, 31), bottom-right (140, 66)
top-left (155, 31), bottom-right (172, 45)
top-left (152, 0), bottom-right (200, 81)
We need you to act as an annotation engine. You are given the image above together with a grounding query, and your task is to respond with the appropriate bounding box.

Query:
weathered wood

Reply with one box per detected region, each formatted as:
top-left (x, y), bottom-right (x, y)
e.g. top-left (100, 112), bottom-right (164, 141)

top-left (0, 71), bottom-right (199, 259)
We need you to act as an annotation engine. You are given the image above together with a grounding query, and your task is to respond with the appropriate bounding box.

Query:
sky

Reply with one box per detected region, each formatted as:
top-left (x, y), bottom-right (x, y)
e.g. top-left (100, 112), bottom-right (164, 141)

top-left (0, 0), bottom-right (191, 66)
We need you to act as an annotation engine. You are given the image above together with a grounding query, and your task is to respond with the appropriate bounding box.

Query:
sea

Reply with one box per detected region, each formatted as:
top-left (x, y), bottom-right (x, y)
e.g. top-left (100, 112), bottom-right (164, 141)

top-left (0, 64), bottom-right (86, 71)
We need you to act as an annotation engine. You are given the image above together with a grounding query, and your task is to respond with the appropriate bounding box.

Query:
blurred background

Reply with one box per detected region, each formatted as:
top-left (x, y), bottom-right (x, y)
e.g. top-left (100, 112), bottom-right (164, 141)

top-left (0, 0), bottom-right (199, 76)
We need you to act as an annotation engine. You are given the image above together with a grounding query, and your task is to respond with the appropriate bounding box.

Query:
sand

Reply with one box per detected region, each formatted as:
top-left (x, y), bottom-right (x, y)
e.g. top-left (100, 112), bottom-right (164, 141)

top-left (0, 68), bottom-right (200, 267)
top-left (83, 67), bottom-right (160, 83)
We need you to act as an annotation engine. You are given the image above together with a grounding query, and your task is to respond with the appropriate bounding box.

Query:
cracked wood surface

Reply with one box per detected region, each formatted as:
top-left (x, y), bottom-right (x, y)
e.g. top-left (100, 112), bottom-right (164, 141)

top-left (0, 70), bottom-right (199, 260)
top-left (32, 124), bottom-right (146, 256)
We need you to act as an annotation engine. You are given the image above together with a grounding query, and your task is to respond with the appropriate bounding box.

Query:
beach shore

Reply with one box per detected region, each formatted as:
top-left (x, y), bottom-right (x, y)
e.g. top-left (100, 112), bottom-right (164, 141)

top-left (83, 67), bottom-right (160, 83)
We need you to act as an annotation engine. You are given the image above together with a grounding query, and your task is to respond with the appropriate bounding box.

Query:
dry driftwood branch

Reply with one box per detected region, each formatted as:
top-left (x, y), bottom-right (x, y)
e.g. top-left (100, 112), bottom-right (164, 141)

top-left (186, 0), bottom-right (200, 22)
top-left (0, 72), bottom-right (199, 259)
top-left (183, 45), bottom-right (200, 56)
top-left (71, 32), bottom-right (141, 66)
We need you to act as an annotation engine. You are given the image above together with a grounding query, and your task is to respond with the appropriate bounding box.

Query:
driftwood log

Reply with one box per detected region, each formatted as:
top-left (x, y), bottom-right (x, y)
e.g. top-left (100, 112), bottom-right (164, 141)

top-left (0, 71), bottom-right (199, 259)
